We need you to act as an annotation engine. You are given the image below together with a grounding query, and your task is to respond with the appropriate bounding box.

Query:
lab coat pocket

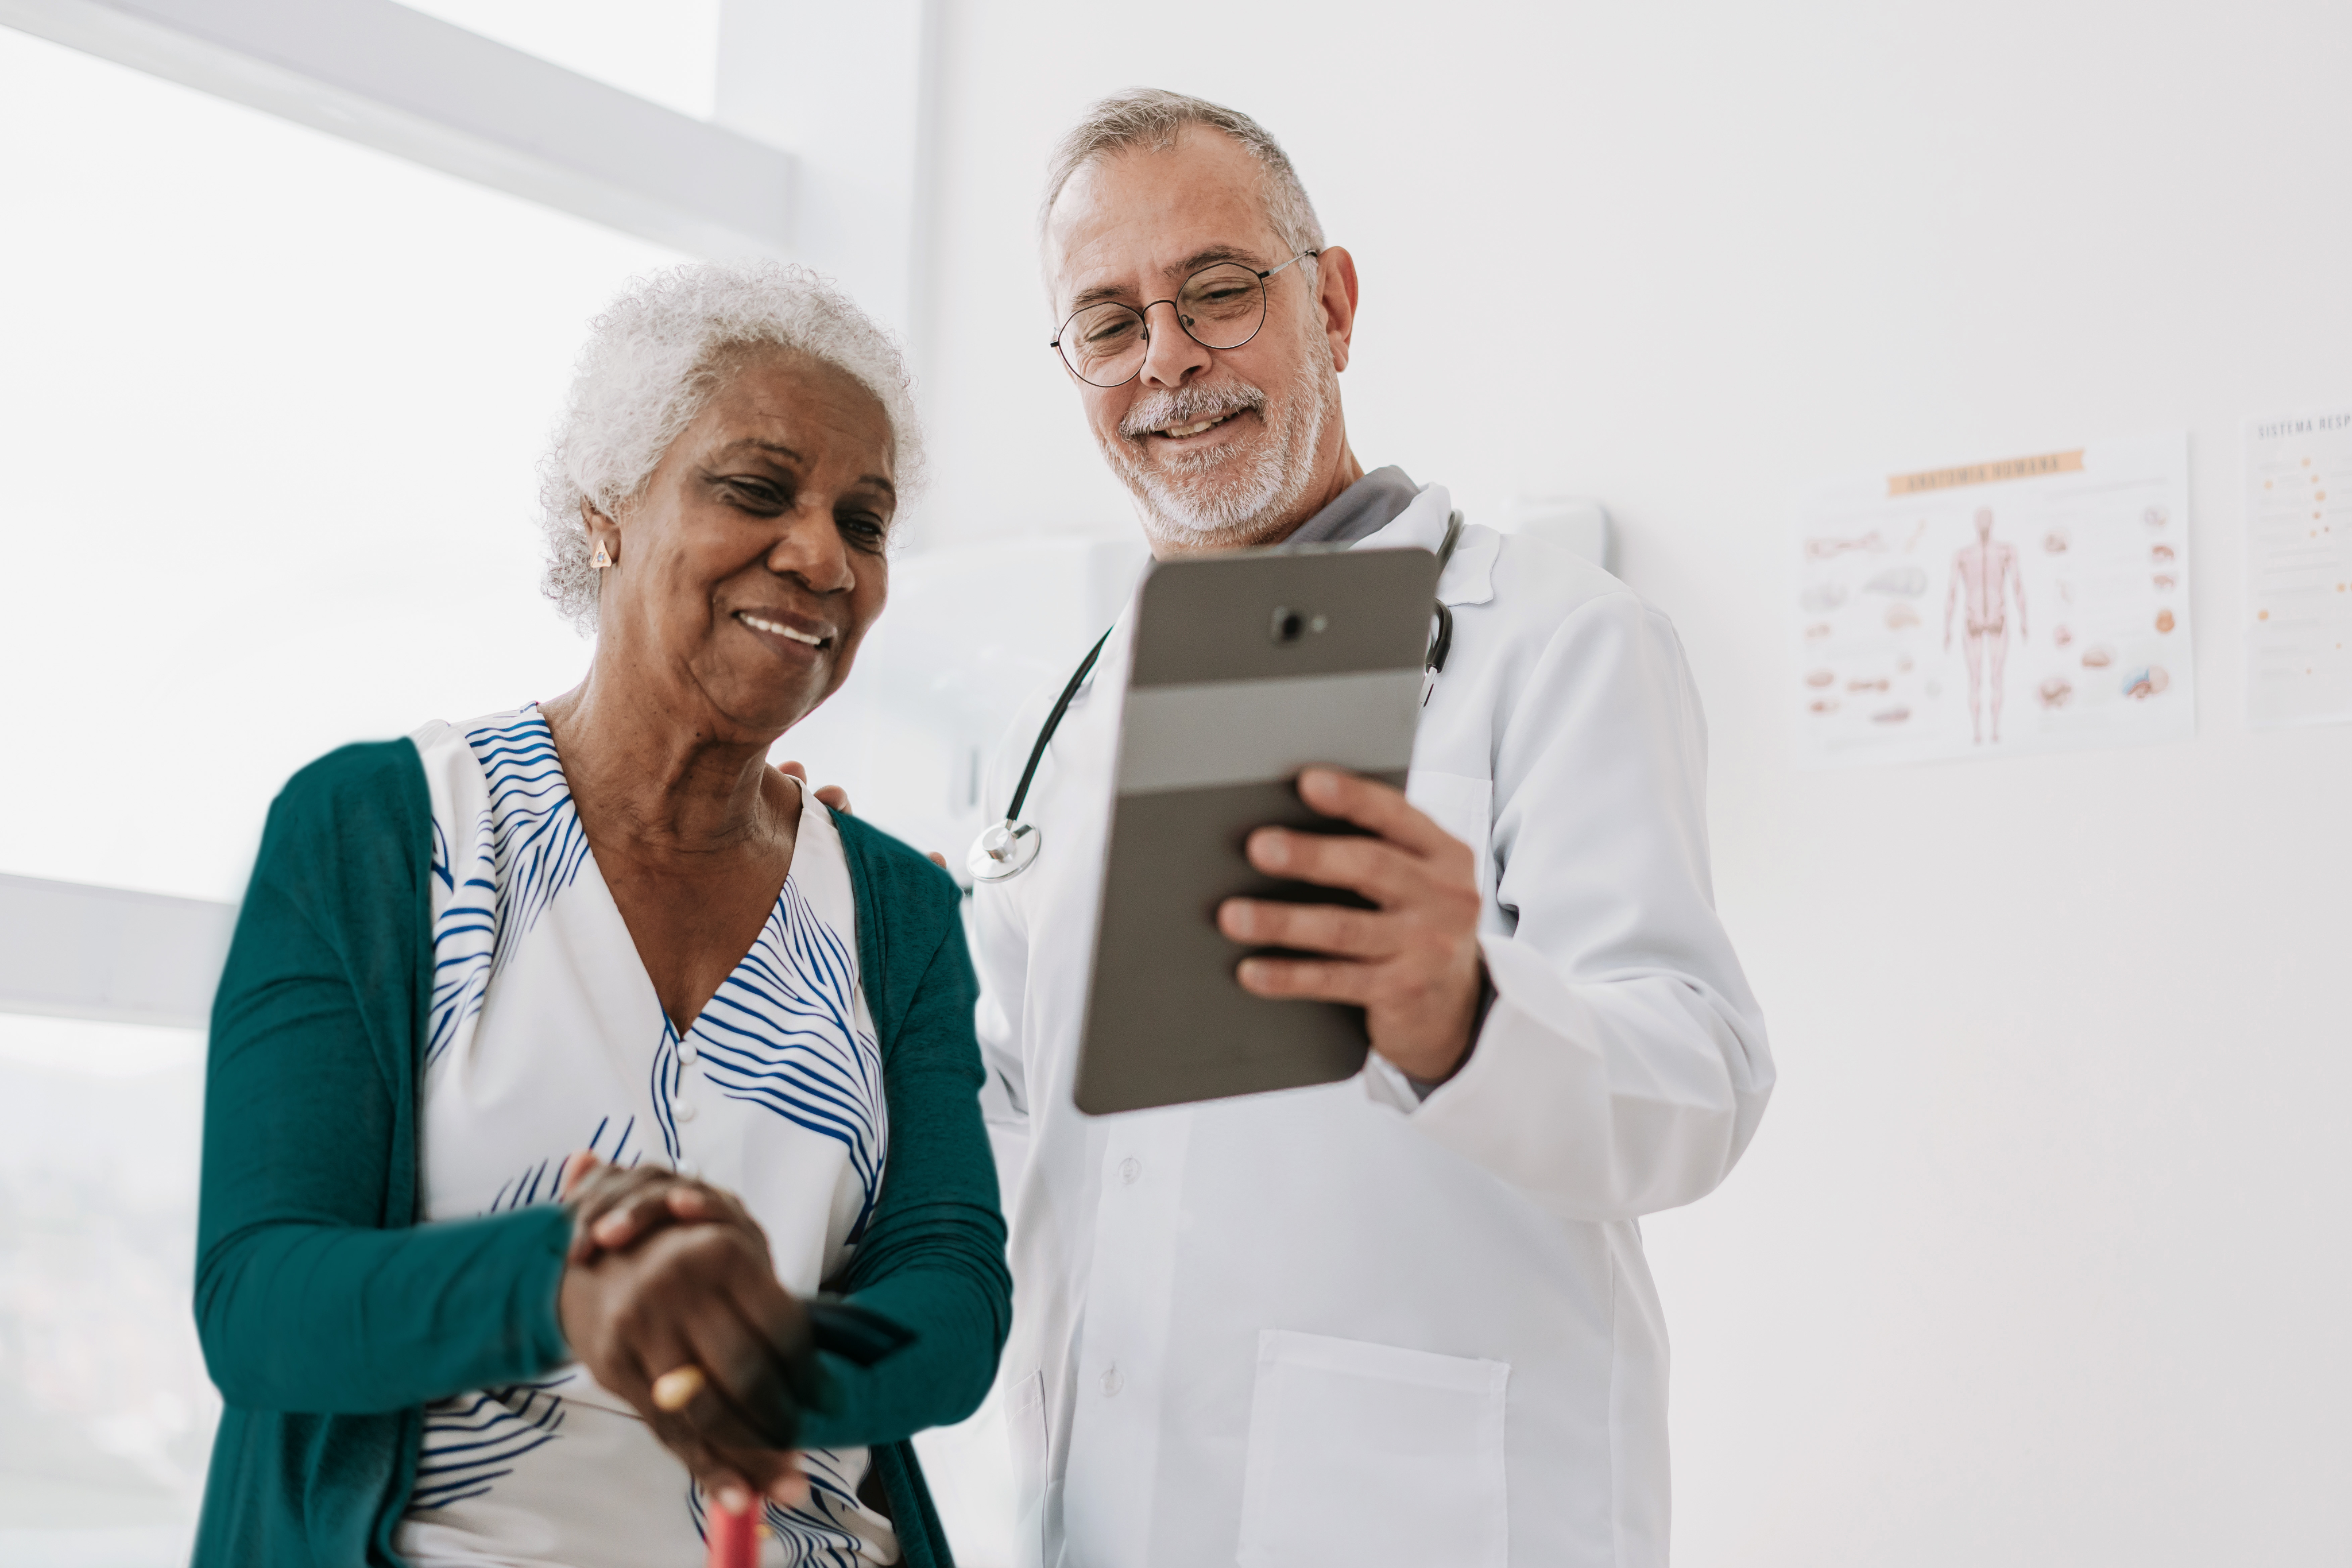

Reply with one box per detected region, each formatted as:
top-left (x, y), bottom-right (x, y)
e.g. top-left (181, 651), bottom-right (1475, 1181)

top-left (1406, 769), bottom-right (1495, 908)
top-left (1236, 1330), bottom-right (1509, 1568)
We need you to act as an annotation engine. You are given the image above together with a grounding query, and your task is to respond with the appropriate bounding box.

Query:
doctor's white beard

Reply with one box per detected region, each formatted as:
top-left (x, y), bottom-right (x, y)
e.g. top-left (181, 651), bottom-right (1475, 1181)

top-left (1101, 325), bottom-right (1339, 551)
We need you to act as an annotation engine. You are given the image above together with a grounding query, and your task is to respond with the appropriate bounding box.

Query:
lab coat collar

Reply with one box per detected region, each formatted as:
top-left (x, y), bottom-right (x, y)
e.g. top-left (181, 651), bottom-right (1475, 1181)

top-left (1352, 482), bottom-right (1497, 607)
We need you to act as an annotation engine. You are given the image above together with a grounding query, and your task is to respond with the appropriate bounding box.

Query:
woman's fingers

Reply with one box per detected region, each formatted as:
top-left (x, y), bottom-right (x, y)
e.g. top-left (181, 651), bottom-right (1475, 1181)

top-left (560, 1203), bottom-right (811, 1503)
top-left (589, 1184), bottom-right (684, 1251)
top-left (765, 1457), bottom-right (810, 1509)
top-left (622, 1259), bottom-right (804, 1497)
top-left (593, 1179), bottom-right (759, 1253)
top-left (557, 1149), bottom-right (604, 1198)
top-left (564, 1163), bottom-right (672, 1259)
top-left (636, 1229), bottom-right (810, 1450)
top-left (569, 1166), bottom-right (765, 1263)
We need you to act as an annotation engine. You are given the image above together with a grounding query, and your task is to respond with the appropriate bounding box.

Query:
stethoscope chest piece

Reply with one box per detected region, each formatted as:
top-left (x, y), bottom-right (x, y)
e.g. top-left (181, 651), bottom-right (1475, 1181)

top-left (967, 817), bottom-right (1042, 883)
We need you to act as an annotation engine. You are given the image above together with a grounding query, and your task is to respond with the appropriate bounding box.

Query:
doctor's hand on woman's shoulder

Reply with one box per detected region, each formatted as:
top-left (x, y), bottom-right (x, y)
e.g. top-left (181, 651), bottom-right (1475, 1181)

top-left (773, 761), bottom-right (949, 869)
top-left (555, 1154), bottom-right (815, 1515)
top-left (775, 760), bottom-right (852, 814)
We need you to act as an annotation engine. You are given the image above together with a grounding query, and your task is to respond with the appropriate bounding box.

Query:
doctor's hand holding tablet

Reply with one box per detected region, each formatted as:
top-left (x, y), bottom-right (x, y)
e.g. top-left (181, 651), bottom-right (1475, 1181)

top-left (1067, 540), bottom-right (1492, 1112)
top-left (1217, 762), bottom-right (1487, 1084)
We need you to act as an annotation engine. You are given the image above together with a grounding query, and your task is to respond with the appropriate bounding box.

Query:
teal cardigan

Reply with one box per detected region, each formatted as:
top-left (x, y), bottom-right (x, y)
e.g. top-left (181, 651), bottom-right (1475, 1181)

top-left (191, 740), bottom-right (1009, 1566)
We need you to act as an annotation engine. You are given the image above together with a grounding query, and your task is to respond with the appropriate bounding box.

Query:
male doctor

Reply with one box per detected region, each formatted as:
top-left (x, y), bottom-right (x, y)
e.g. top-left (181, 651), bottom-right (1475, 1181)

top-left (978, 90), bottom-right (1774, 1567)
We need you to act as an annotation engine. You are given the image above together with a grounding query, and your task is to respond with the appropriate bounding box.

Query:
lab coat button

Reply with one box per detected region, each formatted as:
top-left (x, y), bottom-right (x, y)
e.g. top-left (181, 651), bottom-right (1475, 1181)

top-left (1100, 1365), bottom-right (1123, 1396)
top-left (1117, 1157), bottom-right (1140, 1185)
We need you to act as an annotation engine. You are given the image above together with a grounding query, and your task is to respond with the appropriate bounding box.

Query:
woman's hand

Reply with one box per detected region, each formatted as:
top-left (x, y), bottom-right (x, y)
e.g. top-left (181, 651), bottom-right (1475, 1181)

top-left (560, 1153), bottom-right (753, 1265)
top-left (556, 1156), bottom-right (814, 1511)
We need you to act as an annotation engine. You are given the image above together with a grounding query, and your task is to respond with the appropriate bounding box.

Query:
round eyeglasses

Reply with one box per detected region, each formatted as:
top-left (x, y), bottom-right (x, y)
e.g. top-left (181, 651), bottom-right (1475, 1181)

top-left (1050, 251), bottom-right (1319, 388)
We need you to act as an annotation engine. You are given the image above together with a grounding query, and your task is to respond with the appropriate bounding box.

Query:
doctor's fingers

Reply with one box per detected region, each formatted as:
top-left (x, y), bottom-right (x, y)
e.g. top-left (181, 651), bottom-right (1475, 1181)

top-left (1294, 768), bottom-right (1466, 859)
top-left (1217, 896), bottom-right (1398, 957)
top-left (1234, 951), bottom-right (1384, 1006)
top-left (775, 759), bottom-right (852, 815)
top-left (1245, 825), bottom-right (1476, 917)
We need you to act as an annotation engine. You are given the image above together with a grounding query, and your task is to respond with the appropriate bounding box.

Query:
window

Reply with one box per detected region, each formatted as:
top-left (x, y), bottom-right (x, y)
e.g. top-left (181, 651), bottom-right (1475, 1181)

top-left (0, 25), bottom-right (680, 1563)
top-left (0, 26), bottom-right (682, 903)
top-left (395, 0), bottom-right (722, 119)
top-left (0, 1017), bottom-right (208, 1565)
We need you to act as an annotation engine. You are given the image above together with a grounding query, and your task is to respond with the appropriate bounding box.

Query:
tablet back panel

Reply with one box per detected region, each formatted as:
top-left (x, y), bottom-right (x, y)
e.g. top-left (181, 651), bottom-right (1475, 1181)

top-left (1073, 545), bottom-right (1440, 1115)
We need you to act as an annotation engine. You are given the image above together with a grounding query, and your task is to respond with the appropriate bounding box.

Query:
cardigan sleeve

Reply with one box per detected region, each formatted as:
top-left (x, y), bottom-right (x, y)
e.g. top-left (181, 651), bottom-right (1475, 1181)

top-left (801, 836), bottom-right (1012, 1450)
top-left (194, 742), bottom-right (574, 1414)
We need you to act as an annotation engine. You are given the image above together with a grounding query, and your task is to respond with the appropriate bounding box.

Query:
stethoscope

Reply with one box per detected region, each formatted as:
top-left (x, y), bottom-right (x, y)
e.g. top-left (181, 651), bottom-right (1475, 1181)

top-left (965, 513), bottom-right (1464, 885)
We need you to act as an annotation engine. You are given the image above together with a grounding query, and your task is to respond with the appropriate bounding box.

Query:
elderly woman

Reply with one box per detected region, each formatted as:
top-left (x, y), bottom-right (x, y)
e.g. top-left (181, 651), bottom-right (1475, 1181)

top-left (189, 263), bottom-right (1006, 1566)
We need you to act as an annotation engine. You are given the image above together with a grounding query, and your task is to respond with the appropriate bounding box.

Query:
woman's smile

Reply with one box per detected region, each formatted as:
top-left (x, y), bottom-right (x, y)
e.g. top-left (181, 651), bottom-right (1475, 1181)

top-left (732, 607), bottom-right (834, 651)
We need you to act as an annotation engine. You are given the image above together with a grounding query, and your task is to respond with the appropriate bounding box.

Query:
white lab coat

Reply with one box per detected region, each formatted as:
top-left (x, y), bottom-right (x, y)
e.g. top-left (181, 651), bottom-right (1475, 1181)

top-left (970, 483), bottom-right (1773, 1568)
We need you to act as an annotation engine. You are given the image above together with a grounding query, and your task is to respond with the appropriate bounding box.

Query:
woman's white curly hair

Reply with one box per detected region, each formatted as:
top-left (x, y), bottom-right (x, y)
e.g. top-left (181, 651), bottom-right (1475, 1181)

top-left (537, 260), bottom-right (924, 634)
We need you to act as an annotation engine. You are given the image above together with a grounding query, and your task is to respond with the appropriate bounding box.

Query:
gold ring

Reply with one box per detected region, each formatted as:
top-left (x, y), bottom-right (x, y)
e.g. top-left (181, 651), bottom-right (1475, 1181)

top-left (651, 1364), bottom-right (707, 1411)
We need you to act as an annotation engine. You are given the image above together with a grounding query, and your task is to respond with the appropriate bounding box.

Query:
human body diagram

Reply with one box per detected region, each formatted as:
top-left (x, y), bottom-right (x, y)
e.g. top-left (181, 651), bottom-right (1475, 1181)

top-left (1944, 506), bottom-right (2027, 743)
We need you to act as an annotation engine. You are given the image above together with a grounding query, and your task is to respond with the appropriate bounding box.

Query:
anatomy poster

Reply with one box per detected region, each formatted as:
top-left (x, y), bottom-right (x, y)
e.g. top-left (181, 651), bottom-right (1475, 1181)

top-left (2242, 407), bottom-right (2352, 727)
top-left (1792, 433), bottom-right (2194, 767)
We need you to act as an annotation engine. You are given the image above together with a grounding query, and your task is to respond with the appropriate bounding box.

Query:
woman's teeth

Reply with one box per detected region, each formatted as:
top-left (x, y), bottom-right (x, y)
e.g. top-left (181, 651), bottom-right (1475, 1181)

top-left (738, 611), bottom-right (825, 646)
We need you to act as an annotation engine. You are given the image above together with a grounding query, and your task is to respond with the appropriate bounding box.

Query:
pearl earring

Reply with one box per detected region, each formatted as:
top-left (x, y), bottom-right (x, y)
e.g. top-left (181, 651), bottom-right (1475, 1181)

top-left (591, 540), bottom-right (612, 570)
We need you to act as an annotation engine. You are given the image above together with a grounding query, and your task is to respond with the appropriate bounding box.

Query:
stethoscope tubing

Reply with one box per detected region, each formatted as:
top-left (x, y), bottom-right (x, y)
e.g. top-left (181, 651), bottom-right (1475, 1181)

top-left (1005, 627), bottom-right (1114, 828)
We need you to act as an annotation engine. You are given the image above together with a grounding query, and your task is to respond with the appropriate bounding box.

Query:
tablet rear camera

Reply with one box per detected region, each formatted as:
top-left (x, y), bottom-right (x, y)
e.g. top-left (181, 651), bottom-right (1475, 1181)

top-left (1269, 607), bottom-right (1306, 645)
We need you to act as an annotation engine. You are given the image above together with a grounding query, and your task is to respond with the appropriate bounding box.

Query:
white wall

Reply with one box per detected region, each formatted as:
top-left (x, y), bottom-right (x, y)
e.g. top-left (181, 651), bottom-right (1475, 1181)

top-left (902, 2), bottom-right (2352, 1562)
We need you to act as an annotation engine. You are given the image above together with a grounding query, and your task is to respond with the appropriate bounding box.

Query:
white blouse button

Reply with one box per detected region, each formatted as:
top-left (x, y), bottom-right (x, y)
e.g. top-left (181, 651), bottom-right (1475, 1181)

top-left (1117, 1157), bottom-right (1140, 1185)
top-left (676, 1099), bottom-right (698, 1123)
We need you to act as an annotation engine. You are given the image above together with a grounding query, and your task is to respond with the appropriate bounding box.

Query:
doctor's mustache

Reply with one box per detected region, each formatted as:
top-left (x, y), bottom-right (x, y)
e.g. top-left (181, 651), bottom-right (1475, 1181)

top-left (1117, 379), bottom-right (1267, 440)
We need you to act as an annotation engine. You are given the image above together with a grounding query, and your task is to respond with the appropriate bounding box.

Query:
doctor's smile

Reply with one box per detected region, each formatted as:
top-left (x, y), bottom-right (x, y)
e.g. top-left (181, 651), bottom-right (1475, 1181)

top-left (1119, 382), bottom-right (1267, 447)
top-left (1155, 412), bottom-right (1236, 438)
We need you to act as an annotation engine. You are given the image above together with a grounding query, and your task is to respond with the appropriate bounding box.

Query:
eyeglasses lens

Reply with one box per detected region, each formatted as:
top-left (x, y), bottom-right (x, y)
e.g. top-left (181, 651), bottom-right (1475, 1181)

top-left (1176, 264), bottom-right (1268, 347)
top-left (1057, 262), bottom-right (1268, 386)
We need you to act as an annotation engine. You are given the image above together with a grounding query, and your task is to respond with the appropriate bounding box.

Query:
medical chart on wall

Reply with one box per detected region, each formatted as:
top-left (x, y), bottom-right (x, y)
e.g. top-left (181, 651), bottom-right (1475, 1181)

top-left (1791, 432), bottom-right (2194, 768)
top-left (2242, 408), bottom-right (2352, 728)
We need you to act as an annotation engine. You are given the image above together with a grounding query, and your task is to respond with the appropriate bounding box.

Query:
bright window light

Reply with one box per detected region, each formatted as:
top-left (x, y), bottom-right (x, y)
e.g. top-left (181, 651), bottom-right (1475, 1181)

top-left (0, 25), bottom-right (679, 1565)
top-left (0, 27), bottom-right (683, 904)
top-left (0, 1015), bottom-right (210, 1566)
top-left (393, 0), bottom-right (723, 120)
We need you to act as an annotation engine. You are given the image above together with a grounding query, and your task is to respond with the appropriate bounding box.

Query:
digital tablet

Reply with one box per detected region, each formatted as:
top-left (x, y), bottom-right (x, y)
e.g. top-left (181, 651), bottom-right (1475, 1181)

top-left (1072, 544), bottom-right (1442, 1116)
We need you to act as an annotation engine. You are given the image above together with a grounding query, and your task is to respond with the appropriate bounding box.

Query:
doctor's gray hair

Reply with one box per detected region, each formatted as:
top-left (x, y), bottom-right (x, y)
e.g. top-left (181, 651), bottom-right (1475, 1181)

top-left (536, 260), bottom-right (924, 634)
top-left (1039, 88), bottom-right (1327, 261)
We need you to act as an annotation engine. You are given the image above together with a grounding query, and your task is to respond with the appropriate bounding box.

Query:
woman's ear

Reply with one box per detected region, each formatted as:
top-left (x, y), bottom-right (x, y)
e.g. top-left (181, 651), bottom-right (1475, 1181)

top-left (581, 501), bottom-right (617, 571)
